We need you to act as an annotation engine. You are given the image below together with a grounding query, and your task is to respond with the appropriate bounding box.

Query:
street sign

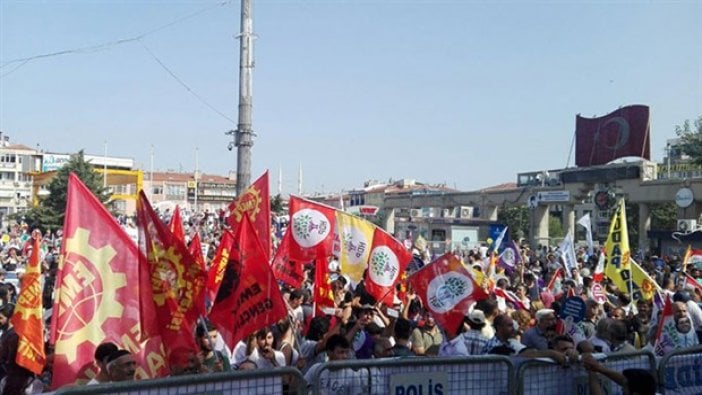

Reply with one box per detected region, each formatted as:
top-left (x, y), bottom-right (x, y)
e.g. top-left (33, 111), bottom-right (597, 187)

top-left (536, 191), bottom-right (571, 203)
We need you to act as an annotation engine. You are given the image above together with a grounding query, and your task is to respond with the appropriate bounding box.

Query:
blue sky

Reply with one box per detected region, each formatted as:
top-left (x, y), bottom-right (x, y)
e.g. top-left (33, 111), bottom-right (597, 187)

top-left (1, 0), bottom-right (700, 195)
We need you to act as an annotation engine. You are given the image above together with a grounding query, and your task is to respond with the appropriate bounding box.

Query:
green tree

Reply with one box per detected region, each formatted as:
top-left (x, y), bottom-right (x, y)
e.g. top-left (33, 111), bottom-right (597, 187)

top-left (270, 193), bottom-right (284, 215)
top-left (497, 206), bottom-right (529, 241)
top-left (549, 214), bottom-right (565, 242)
top-left (24, 150), bottom-right (110, 231)
top-left (650, 202), bottom-right (678, 231)
top-left (675, 116), bottom-right (702, 165)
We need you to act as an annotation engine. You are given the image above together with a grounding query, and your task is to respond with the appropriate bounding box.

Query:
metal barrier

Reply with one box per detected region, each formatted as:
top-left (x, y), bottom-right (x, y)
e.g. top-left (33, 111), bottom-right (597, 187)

top-left (307, 355), bottom-right (514, 395)
top-left (658, 345), bottom-right (702, 395)
top-left (54, 367), bottom-right (306, 395)
top-left (518, 351), bottom-right (656, 395)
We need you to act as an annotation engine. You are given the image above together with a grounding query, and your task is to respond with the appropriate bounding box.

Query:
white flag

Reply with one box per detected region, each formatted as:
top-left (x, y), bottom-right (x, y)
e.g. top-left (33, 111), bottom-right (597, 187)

top-left (577, 213), bottom-right (594, 256)
top-left (558, 230), bottom-right (578, 278)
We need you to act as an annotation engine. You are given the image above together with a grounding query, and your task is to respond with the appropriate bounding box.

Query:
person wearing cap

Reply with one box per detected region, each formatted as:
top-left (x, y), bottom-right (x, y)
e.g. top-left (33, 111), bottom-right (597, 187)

top-left (521, 309), bottom-right (557, 350)
top-left (462, 310), bottom-right (489, 355)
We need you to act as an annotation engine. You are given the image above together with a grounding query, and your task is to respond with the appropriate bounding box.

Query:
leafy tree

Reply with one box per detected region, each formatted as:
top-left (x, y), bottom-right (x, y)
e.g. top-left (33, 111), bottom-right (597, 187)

top-left (650, 202), bottom-right (678, 231)
top-left (497, 206), bottom-right (529, 241)
top-left (270, 194), bottom-right (284, 215)
top-left (675, 116), bottom-right (702, 165)
top-left (24, 150), bottom-right (110, 231)
top-left (549, 215), bottom-right (565, 241)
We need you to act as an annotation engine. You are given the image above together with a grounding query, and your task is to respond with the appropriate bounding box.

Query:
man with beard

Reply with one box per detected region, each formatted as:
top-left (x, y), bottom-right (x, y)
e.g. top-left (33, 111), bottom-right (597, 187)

top-left (672, 302), bottom-right (699, 349)
top-left (410, 310), bottom-right (443, 356)
top-left (196, 321), bottom-right (230, 372)
top-left (521, 309), bottom-right (557, 350)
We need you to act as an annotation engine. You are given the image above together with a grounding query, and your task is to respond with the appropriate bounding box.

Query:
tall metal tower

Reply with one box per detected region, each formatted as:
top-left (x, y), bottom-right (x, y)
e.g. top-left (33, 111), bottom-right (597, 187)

top-left (234, 0), bottom-right (254, 195)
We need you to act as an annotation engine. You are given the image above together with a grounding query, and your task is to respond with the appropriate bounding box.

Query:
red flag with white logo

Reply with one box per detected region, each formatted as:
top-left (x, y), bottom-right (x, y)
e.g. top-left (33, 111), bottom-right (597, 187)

top-left (365, 228), bottom-right (412, 306)
top-left (209, 215), bottom-right (287, 349)
top-left (288, 196), bottom-right (336, 262)
top-left (271, 230), bottom-right (305, 289)
top-left (408, 253), bottom-right (488, 336)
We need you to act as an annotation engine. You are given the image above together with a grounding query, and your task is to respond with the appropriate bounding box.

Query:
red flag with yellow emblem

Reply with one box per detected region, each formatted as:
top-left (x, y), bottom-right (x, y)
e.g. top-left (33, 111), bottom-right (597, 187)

top-left (227, 171), bottom-right (271, 261)
top-left (205, 230), bottom-right (235, 303)
top-left (50, 174), bottom-right (165, 389)
top-left (137, 190), bottom-right (206, 362)
top-left (11, 233), bottom-right (45, 375)
top-left (209, 215), bottom-right (287, 349)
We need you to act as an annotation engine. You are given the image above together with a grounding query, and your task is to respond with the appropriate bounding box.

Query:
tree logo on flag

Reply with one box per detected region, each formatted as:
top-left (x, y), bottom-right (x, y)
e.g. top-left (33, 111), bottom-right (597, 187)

top-left (342, 226), bottom-right (369, 264)
top-left (292, 209), bottom-right (330, 248)
top-left (427, 272), bottom-right (473, 313)
top-left (230, 186), bottom-right (262, 222)
top-left (369, 246), bottom-right (400, 287)
top-left (56, 228), bottom-right (126, 363)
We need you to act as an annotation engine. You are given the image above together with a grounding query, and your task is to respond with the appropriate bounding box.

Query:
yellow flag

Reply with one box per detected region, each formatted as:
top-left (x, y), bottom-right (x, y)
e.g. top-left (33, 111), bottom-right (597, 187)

top-left (630, 258), bottom-right (661, 301)
top-left (604, 200), bottom-right (633, 295)
top-left (336, 211), bottom-right (375, 284)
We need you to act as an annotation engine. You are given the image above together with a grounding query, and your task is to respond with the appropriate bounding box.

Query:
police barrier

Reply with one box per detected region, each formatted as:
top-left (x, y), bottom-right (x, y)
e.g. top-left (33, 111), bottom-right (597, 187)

top-left (518, 351), bottom-right (656, 395)
top-left (54, 367), bottom-right (306, 395)
top-left (658, 345), bottom-right (702, 395)
top-left (307, 355), bottom-right (514, 395)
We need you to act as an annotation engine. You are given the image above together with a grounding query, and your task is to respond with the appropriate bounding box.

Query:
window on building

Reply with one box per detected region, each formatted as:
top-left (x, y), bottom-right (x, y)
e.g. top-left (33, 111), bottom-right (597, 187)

top-left (152, 186), bottom-right (163, 195)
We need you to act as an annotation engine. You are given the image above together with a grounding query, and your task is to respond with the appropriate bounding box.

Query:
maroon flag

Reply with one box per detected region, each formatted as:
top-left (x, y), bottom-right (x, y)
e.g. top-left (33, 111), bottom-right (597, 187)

top-left (575, 105), bottom-right (650, 166)
top-left (209, 215), bottom-right (287, 349)
top-left (137, 191), bottom-right (206, 361)
top-left (365, 228), bottom-right (412, 306)
top-left (271, 230), bottom-right (305, 289)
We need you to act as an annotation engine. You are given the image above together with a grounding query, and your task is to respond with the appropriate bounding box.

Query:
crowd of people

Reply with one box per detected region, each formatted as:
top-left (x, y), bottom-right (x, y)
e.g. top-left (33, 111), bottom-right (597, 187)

top-left (0, 214), bottom-right (699, 395)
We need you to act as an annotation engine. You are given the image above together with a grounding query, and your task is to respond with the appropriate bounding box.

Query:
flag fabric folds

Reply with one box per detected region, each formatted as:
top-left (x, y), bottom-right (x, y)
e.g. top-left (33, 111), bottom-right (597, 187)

top-left (228, 171), bottom-right (271, 261)
top-left (50, 174), bottom-right (155, 388)
top-left (365, 228), bottom-right (412, 306)
top-left (498, 241), bottom-right (521, 273)
top-left (654, 295), bottom-right (677, 357)
top-left (336, 211), bottom-right (375, 285)
top-left (577, 213), bottom-right (594, 256)
top-left (288, 196), bottom-right (336, 262)
top-left (270, 230), bottom-right (305, 289)
top-left (683, 246), bottom-right (702, 272)
top-left (205, 231), bottom-right (235, 304)
top-left (593, 252), bottom-right (605, 283)
top-left (409, 253), bottom-right (488, 336)
top-left (558, 230), bottom-right (577, 278)
top-left (168, 205), bottom-right (185, 243)
top-left (209, 215), bottom-right (287, 349)
top-left (604, 200), bottom-right (633, 296)
top-left (11, 234), bottom-right (45, 375)
top-left (137, 190), bottom-right (206, 360)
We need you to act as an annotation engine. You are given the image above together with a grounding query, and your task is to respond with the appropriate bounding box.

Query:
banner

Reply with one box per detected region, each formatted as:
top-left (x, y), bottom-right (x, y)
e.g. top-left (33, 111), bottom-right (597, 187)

top-left (270, 230), bottom-right (304, 289)
top-left (336, 211), bottom-right (375, 285)
top-left (11, 234), bottom-right (45, 375)
top-left (365, 228), bottom-right (412, 306)
top-left (498, 241), bottom-right (521, 273)
top-left (575, 105), bottom-right (650, 166)
top-left (51, 174), bottom-right (164, 388)
top-left (205, 231), bottom-right (235, 304)
top-left (604, 200), bottom-right (632, 294)
top-left (137, 190), bottom-right (206, 360)
top-left (288, 196), bottom-right (336, 262)
top-left (209, 215), bottom-right (287, 349)
top-left (576, 213), bottom-right (594, 256)
top-left (409, 253), bottom-right (488, 336)
top-left (228, 171), bottom-right (271, 261)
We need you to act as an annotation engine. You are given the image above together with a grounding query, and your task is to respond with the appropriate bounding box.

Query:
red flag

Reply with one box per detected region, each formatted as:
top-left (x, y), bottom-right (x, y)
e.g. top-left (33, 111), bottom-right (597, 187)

top-left (409, 253), bottom-right (488, 335)
top-left (365, 228), bottom-right (412, 306)
top-left (188, 232), bottom-right (207, 272)
top-left (50, 174), bottom-right (165, 388)
top-left (209, 215), bottom-right (287, 349)
top-left (314, 256), bottom-right (336, 316)
top-left (271, 230), bottom-right (305, 289)
top-left (228, 171), bottom-right (271, 261)
top-left (575, 105), bottom-right (650, 166)
top-left (682, 272), bottom-right (702, 296)
top-left (654, 294), bottom-right (676, 356)
top-left (137, 190), bottom-right (206, 361)
top-left (288, 196), bottom-right (336, 262)
top-left (683, 247), bottom-right (702, 272)
top-left (205, 231), bottom-right (235, 303)
top-left (11, 234), bottom-right (45, 375)
top-left (547, 268), bottom-right (563, 293)
top-left (593, 252), bottom-right (606, 283)
top-left (168, 205), bottom-right (185, 243)
top-left (494, 288), bottom-right (526, 311)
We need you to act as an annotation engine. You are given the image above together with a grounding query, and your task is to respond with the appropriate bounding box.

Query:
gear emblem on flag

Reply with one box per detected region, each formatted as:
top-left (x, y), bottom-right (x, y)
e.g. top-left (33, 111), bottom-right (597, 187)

top-left (229, 186), bottom-right (262, 222)
top-left (56, 228), bottom-right (126, 364)
top-left (149, 244), bottom-right (185, 306)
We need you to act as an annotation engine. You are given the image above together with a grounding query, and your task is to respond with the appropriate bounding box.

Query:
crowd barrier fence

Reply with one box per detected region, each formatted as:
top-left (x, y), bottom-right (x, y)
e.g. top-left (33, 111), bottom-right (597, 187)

top-left (518, 351), bottom-right (656, 395)
top-left (658, 345), bottom-right (702, 395)
top-left (54, 367), bottom-right (306, 395)
top-left (306, 355), bottom-right (514, 395)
